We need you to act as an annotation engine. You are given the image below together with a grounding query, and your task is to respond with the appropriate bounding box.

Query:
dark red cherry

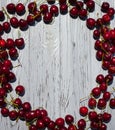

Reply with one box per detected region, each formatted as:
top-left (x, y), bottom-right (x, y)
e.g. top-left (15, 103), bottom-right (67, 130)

top-left (68, 124), bottom-right (76, 130)
top-left (22, 102), bottom-right (31, 112)
top-left (15, 38), bottom-right (25, 49)
top-left (47, 121), bottom-right (56, 130)
top-left (18, 109), bottom-right (25, 120)
top-left (60, 4), bottom-right (68, 14)
top-left (102, 60), bottom-right (110, 70)
top-left (36, 120), bottom-right (45, 129)
top-left (0, 24), bottom-right (4, 35)
top-left (105, 74), bottom-right (113, 85)
top-left (69, 7), bottom-right (79, 18)
top-left (79, 9), bottom-right (87, 20)
top-left (0, 98), bottom-right (6, 108)
top-left (3, 22), bottom-right (11, 33)
top-left (40, 109), bottom-right (48, 118)
top-left (108, 65), bottom-right (115, 74)
top-left (88, 98), bottom-right (97, 109)
top-left (40, 4), bottom-right (48, 14)
top-left (29, 125), bottom-right (37, 130)
top-left (97, 98), bottom-right (106, 109)
top-left (16, 3), bottom-right (25, 15)
top-left (101, 2), bottom-right (110, 13)
top-left (102, 112), bottom-right (111, 123)
top-left (93, 29), bottom-right (100, 39)
top-left (27, 15), bottom-right (35, 25)
top-left (15, 85), bottom-right (25, 96)
top-left (0, 88), bottom-right (6, 98)
top-left (33, 10), bottom-right (42, 22)
top-left (65, 115), bottom-right (74, 124)
top-left (59, 0), bottom-right (66, 5)
top-left (0, 11), bottom-right (5, 21)
top-left (109, 98), bottom-right (115, 109)
top-left (19, 19), bottom-right (28, 31)
top-left (86, 18), bottom-right (95, 29)
top-left (76, 1), bottom-right (84, 10)
top-left (1, 107), bottom-right (9, 117)
top-left (10, 17), bottom-right (19, 28)
top-left (50, 5), bottom-right (59, 16)
top-left (6, 3), bottom-right (16, 14)
top-left (13, 98), bottom-right (22, 108)
top-left (99, 83), bottom-right (107, 93)
top-left (43, 116), bottom-right (51, 126)
top-left (98, 123), bottom-right (107, 130)
top-left (43, 12), bottom-right (53, 24)
top-left (96, 74), bottom-right (105, 84)
top-left (3, 83), bottom-right (12, 92)
top-left (88, 111), bottom-right (97, 121)
top-left (55, 118), bottom-right (65, 128)
top-left (0, 50), bottom-right (8, 60)
top-left (9, 110), bottom-right (18, 121)
top-left (0, 39), bottom-right (6, 49)
top-left (86, 0), bottom-right (95, 12)
top-left (107, 8), bottom-right (115, 18)
top-left (9, 47), bottom-right (18, 59)
top-left (79, 106), bottom-right (88, 116)
top-left (77, 119), bottom-right (86, 129)
top-left (6, 38), bottom-right (15, 49)
top-left (102, 14), bottom-right (110, 24)
top-left (90, 121), bottom-right (99, 130)
top-left (103, 92), bottom-right (111, 101)
top-left (91, 87), bottom-right (101, 98)
top-left (28, 2), bottom-right (37, 13)
top-left (7, 72), bottom-right (16, 82)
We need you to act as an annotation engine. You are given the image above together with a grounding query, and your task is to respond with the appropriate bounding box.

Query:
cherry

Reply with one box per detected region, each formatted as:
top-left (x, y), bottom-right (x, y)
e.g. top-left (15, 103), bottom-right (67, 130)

top-left (22, 102), bottom-right (31, 112)
top-left (33, 10), bottom-right (42, 22)
top-left (68, 124), bottom-right (76, 130)
top-left (3, 22), bottom-right (11, 33)
top-left (29, 125), bottom-right (37, 130)
top-left (6, 3), bottom-right (16, 14)
top-left (35, 109), bottom-right (42, 119)
top-left (16, 3), bottom-right (25, 15)
top-left (96, 18), bottom-right (103, 27)
top-left (93, 29), bottom-right (100, 39)
top-left (109, 46), bottom-right (115, 54)
top-left (15, 85), bottom-right (25, 96)
top-left (102, 14), bottom-right (110, 24)
top-left (0, 50), bottom-right (8, 60)
top-left (55, 118), bottom-right (65, 128)
top-left (15, 38), bottom-right (25, 49)
top-left (109, 98), bottom-right (115, 109)
top-left (50, 5), bottom-right (59, 16)
top-left (60, 4), bottom-right (68, 14)
top-left (3, 83), bottom-right (12, 92)
top-left (102, 60), bottom-right (110, 70)
top-left (79, 9), bottom-right (87, 20)
top-left (40, 109), bottom-right (48, 118)
top-left (69, 7), bottom-right (79, 18)
top-left (47, 121), bottom-right (56, 130)
top-left (105, 74), bottom-right (113, 85)
top-left (43, 12), bottom-right (53, 24)
top-left (79, 106), bottom-right (88, 116)
top-left (10, 17), bottom-right (19, 28)
top-left (25, 111), bottom-right (36, 122)
top-left (109, 29), bottom-right (115, 40)
top-left (0, 39), bottom-right (6, 49)
top-left (86, 0), bottom-right (95, 12)
top-left (86, 18), bottom-right (96, 29)
top-left (7, 72), bottom-right (16, 82)
top-left (88, 111), bottom-right (97, 121)
top-left (1, 66), bottom-right (10, 75)
top-left (0, 24), bottom-right (4, 35)
top-left (110, 57), bottom-right (115, 65)
top-left (107, 8), bottom-right (115, 18)
top-left (99, 83), bottom-right (107, 93)
top-left (96, 74), bottom-right (105, 84)
top-left (0, 11), bottom-right (5, 21)
top-left (6, 38), bottom-right (15, 49)
top-left (1, 107), bottom-right (9, 117)
top-left (90, 121), bottom-right (99, 130)
top-left (97, 113), bottom-right (103, 122)
top-left (18, 109), bottom-right (25, 120)
top-left (27, 14), bottom-right (35, 25)
top-left (9, 47), bottom-right (18, 59)
top-left (36, 120), bottom-right (45, 129)
top-left (102, 112), bottom-right (111, 123)
top-left (0, 88), bottom-right (6, 98)
top-left (9, 110), bottom-right (18, 121)
top-left (103, 52), bottom-right (112, 61)
top-left (88, 98), bottom-right (97, 109)
top-left (40, 4), bottom-right (48, 14)
top-left (0, 76), bottom-right (8, 85)
top-left (13, 98), bottom-right (22, 108)
top-left (97, 98), bottom-right (106, 109)
top-left (99, 123), bottom-right (107, 130)
top-left (0, 98), bottom-right (6, 108)
top-left (3, 60), bottom-right (12, 68)
top-left (65, 115), bottom-right (74, 124)
top-left (43, 116), bottom-right (51, 126)
top-left (28, 2), bottom-right (37, 13)
top-left (19, 19), bottom-right (28, 31)
top-left (101, 2), bottom-right (110, 13)
top-left (91, 87), bottom-right (101, 98)
top-left (108, 65), bottom-right (115, 74)
top-left (76, 1), bottom-right (84, 10)
top-left (77, 119), bottom-right (86, 129)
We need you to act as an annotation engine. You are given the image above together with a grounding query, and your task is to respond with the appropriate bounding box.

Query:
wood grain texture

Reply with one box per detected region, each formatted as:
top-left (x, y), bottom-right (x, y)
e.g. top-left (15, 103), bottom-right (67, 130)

top-left (0, 0), bottom-right (115, 130)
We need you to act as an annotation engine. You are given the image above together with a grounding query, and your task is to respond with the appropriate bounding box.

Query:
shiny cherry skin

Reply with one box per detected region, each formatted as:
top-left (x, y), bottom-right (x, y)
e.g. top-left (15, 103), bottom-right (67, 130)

top-left (28, 2), bottom-right (37, 13)
top-left (43, 12), bottom-right (53, 24)
top-left (65, 114), bottom-right (74, 124)
top-left (9, 110), bottom-right (18, 121)
top-left (0, 11), bottom-right (5, 21)
top-left (79, 106), bottom-right (88, 116)
top-left (50, 5), bottom-right (59, 16)
top-left (15, 85), bottom-right (25, 96)
top-left (16, 3), bottom-right (25, 15)
top-left (77, 119), bottom-right (86, 129)
top-left (109, 98), bottom-right (115, 109)
top-left (97, 98), bottom-right (106, 109)
top-left (10, 17), bottom-right (19, 28)
top-left (3, 22), bottom-right (11, 33)
top-left (69, 7), bottom-right (79, 18)
top-left (55, 118), bottom-right (65, 128)
top-left (1, 107), bottom-right (9, 117)
top-left (88, 98), bottom-right (97, 109)
top-left (6, 3), bottom-right (16, 14)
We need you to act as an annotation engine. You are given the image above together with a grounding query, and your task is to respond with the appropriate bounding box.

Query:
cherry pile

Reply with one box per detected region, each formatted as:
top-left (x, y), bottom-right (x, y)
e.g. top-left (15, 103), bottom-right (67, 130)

top-left (0, 0), bottom-right (115, 130)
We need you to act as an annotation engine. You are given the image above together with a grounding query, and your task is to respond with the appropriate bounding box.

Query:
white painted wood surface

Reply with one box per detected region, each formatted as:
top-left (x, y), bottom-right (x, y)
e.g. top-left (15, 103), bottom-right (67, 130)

top-left (0, 0), bottom-right (115, 130)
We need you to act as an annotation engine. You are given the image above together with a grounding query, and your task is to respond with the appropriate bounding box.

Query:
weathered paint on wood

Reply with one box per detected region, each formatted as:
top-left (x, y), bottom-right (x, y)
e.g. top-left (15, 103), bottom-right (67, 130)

top-left (0, 0), bottom-right (115, 130)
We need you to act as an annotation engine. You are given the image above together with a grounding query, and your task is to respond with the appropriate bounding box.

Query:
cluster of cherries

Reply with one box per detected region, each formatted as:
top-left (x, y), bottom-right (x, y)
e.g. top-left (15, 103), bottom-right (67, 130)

top-left (0, 0), bottom-right (115, 130)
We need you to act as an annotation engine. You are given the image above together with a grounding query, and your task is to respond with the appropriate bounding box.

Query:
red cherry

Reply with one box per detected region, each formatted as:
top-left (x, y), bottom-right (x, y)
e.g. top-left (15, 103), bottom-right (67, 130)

top-left (43, 116), bottom-right (51, 126)
top-left (110, 57), bottom-right (115, 65)
top-left (102, 60), bottom-right (110, 70)
top-left (91, 87), bottom-right (101, 98)
top-left (108, 65), bottom-right (115, 74)
top-left (0, 98), bottom-right (6, 108)
top-left (6, 3), bottom-right (16, 14)
top-left (68, 124), bottom-right (76, 130)
top-left (86, 18), bottom-right (96, 29)
top-left (15, 85), bottom-right (25, 96)
top-left (109, 98), bottom-right (115, 109)
top-left (69, 7), bottom-right (79, 18)
top-left (96, 50), bottom-right (104, 61)
top-left (102, 14), bottom-right (111, 24)
top-left (22, 102), bottom-right (31, 112)
top-left (3, 83), bottom-right (13, 92)
top-left (90, 121), bottom-right (99, 130)
top-left (3, 22), bottom-right (11, 33)
top-left (99, 83), bottom-right (107, 93)
top-left (9, 110), bottom-right (18, 121)
top-left (88, 111), bottom-right (97, 121)
top-left (10, 17), bottom-right (19, 28)
top-left (35, 109), bottom-right (42, 119)
top-left (105, 74), bottom-right (113, 85)
top-left (50, 5), bottom-right (59, 16)
top-left (55, 118), bottom-right (65, 128)
top-left (97, 98), bottom-right (106, 109)
top-left (27, 14), bottom-right (35, 25)
top-left (15, 38), bottom-right (25, 49)
top-left (16, 3), bottom-right (25, 15)
top-left (94, 40), bottom-right (102, 50)
top-left (13, 98), bottom-right (22, 108)
top-left (109, 29), bottom-right (115, 40)
top-left (9, 47), bottom-right (18, 59)
top-left (102, 112), bottom-right (111, 123)
top-left (40, 109), bottom-right (48, 118)
top-left (88, 98), bottom-right (97, 109)
top-left (86, 0), bottom-right (95, 12)
top-left (60, 4), bottom-right (68, 14)
top-left (79, 9), bottom-right (87, 20)
top-left (1, 66), bottom-right (10, 75)
top-left (33, 10), bottom-right (42, 22)
top-left (96, 74), bottom-right (105, 84)
top-left (96, 18), bottom-right (103, 27)
top-left (107, 8), bottom-right (115, 17)
top-left (40, 4), bottom-right (48, 14)
top-left (43, 12), bottom-right (53, 23)
top-left (79, 106), bottom-right (88, 116)
top-left (47, 121), bottom-right (56, 130)
top-left (1, 107), bottom-right (9, 117)
top-left (0, 39), bottom-right (6, 49)
top-left (0, 76), bottom-right (8, 85)
top-left (36, 120), bottom-right (45, 129)
top-left (28, 2), bottom-right (37, 13)
top-left (0, 10), bottom-right (5, 21)
top-left (101, 2), bottom-right (110, 12)
top-left (19, 19), bottom-right (28, 31)
top-left (25, 111), bottom-right (36, 122)
top-left (0, 24), bottom-right (4, 34)
top-left (18, 109), bottom-right (25, 120)
top-left (6, 38), bottom-right (15, 49)
top-left (93, 29), bottom-right (100, 39)
top-left (65, 114), bottom-right (74, 124)
top-left (7, 72), bottom-right (16, 82)
top-left (77, 119), bottom-right (86, 129)
top-left (99, 123), bottom-right (107, 130)
top-left (29, 125), bottom-right (37, 130)
top-left (0, 88), bottom-right (6, 98)
top-left (76, 1), bottom-right (84, 10)
top-left (97, 113), bottom-right (103, 122)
